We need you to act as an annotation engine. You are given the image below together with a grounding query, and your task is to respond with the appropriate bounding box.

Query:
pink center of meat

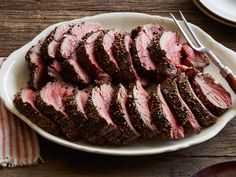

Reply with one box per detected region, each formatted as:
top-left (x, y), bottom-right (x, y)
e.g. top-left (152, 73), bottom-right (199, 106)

top-left (60, 35), bottom-right (78, 59)
top-left (197, 74), bottom-right (232, 108)
top-left (157, 85), bottom-right (184, 138)
top-left (133, 82), bottom-right (153, 127)
top-left (160, 31), bottom-right (182, 66)
top-left (75, 90), bottom-right (88, 113)
top-left (54, 23), bottom-right (73, 41)
top-left (136, 32), bottom-right (156, 70)
top-left (67, 60), bottom-right (90, 82)
top-left (86, 32), bottom-right (101, 68)
top-left (92, 84), bottom-right (114, 124)
top-left (103, 30), bottom-right (119, 68)
top-left (41, 83), bottom-right (74, 113)
top-left (61, 22), bottom-right (102, 59)
top-left (21, 89), bottom-right (37, 108)
top-left (117, 85), bottom-right (137, 133)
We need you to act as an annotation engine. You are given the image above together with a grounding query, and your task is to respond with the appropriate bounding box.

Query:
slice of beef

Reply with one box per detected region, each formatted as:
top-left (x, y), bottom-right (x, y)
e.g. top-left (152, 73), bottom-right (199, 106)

top-left (190, 73), bottom-right (232, 116)
top-left (47, 60), bottom-right (62, 81)
top-left (148, 31), bottom-right (188, 81)
top-left (77, 31), bottom-right (111, 80)
top-left (41, 23), bottom-right (74, 62)
top-left (60, 22), bottom-right (102, 60)
top-left (94, 30), bottom-right (122, 80)
top-left (161, 77), bottom-right (201, 134)
top-left (65, 126), bottom-right (84, 141)
top-left (149, 85), bottom-right (184, 139)
top-left (177, 74), bottom-right (217, 127)
top-left (130, 24), bottom-right (164, 78)
top-left (127, 81), bottom-right (158, 139)
top-left (85, 84), bottom-right (121, 145)
top-left (159, 31), bottom-right (182, 67)
top-left (110, 84), bottom-right (140, 144)
top-left (64, 89), bottom-right (89, 128)
top-left (35, 81), bottom-right (76, 134)
top-left (61, 59), bottom-right (91, 88)
top-left (14, 89), bottom-right (60, 135)
top-left (112, 33), bottom-right (148, 85)
top-left (148, 37), bottom-right (178, 82)
top-left (181, 43), bottom-right (210, 70)
top-left (26, 39), bottom-right (47, 90)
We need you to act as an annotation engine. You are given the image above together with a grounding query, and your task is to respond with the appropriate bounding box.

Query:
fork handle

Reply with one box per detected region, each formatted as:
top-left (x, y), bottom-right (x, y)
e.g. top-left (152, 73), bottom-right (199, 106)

top-left (225, 73), bottom-right (236, 94)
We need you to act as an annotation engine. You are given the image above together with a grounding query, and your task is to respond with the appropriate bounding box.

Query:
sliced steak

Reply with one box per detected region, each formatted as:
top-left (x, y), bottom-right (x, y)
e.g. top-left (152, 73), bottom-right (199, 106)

top-left (161, 77), bottom-right (201, 134)
top-left (77, 31), bottom-right (110, 80)
top-left (159, 31), bottom-right (182, 67)
top-left (181, 43), bottom-right (209, 70)
top-left (47, 60), bottom-right (62, 81)
top-left (148, 31), bottom-right (187, 80)
top-left (14, 89), bottom-right (60, 135)
top-left (177, 74), bottom-right (217, 127)
top-left (112, 33), bottom-right (148, 85)
top-left (41, 23), bottom-right (74, 62)
top-left (94, 30), bottom-right (122, 80)
top-left (148, 37), bottom-right (178, 82)
top-left (35, 81), bottom-right (76, 134)
top-left (190, 73), bottom-right (232, 116)
top-left (149, 85), bottom-right (184, 139)
top-left (60, 22), bottom-right (102, 60)
top-left (127, 81), bottom-right (158, 139)
top-left (110, 84), bottom-right (140, 144)
top-left (85, 83), bottom-right (121, 145)
top-left (64, 89), bottom-right (89, 128)
top-left (130, 24), bottom-right (164, 78)
top-left (61, 59), bottom-right (91, 88)
top-left (26, 39), bottom-right (47, 90)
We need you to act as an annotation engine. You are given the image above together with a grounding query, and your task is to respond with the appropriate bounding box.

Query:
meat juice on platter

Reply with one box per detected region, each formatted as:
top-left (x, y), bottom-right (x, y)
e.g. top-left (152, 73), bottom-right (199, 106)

top-left (14, 21), bottom-right (232, 145)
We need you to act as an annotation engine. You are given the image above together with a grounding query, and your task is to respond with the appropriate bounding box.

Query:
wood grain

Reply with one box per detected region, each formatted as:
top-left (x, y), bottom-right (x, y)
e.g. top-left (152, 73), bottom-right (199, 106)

top-left (0, 0), bottom-right (236, 176)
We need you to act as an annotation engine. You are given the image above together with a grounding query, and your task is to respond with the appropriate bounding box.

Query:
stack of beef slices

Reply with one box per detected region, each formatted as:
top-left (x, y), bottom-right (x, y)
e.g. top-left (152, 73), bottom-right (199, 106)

top-left (14, 21), bottom-right (232, 145)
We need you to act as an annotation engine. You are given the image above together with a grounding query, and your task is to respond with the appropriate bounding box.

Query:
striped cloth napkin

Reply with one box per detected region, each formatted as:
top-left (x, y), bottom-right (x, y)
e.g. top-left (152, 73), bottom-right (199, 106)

top-left (0, 57), bottom-right (41, 167)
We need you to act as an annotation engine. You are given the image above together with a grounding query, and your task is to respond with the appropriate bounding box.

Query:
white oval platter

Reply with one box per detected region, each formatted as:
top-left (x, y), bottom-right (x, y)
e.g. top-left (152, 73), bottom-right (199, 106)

top-left (0, 12), bottom-right (236, 156)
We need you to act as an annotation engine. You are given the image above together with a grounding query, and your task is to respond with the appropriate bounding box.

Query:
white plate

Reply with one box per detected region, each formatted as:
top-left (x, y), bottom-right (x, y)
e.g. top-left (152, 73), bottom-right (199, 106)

top-left (0, 12), bottom-right (236, 156)
top-left (193, 0), bottom-right (236, 27)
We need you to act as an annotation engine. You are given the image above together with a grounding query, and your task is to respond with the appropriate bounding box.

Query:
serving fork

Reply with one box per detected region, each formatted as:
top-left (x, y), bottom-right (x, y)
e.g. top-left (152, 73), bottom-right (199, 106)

top-left (170, 11), bottom-right (236, 94)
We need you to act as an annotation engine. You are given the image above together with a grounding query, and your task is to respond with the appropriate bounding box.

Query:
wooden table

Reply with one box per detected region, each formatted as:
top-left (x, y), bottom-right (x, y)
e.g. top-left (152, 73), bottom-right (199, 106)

top-left (1, 0), bottom-right (236, 176)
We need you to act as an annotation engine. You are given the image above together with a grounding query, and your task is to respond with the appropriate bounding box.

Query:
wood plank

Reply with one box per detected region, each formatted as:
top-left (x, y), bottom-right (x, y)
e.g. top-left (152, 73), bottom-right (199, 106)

top-left (1, 155), bottom-right (236, 177)
top-left (0, 0), bottom-right (194, 11)
top-left (0, 10), bottom-right (236, 57)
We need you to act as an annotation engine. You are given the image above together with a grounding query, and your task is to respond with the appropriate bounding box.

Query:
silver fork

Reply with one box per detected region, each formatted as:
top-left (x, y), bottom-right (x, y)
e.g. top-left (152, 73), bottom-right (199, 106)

top-left (170, 11), bottom-right (236, 94)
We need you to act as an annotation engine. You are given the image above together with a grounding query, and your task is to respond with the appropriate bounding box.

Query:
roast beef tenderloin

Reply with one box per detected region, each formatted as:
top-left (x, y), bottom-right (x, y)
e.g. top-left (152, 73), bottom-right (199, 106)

top-left (85, 83), bottom-right (121, 144)
top-left (181, 43), bottom-right (209, 70)
top-left (113, 33), bottom-right (148, 85)
top-left (190, 73), bottom-right (232, 116)
top-left (177, 74), bottom-right (217, 127)
top-left (25, 39), bottom-right (47, 90)
top-left (60, 22), bottom-right (102, 60)
top-left (110, 84), bottom-right (140, 144)
top-left (161, 77), bottom-right (201, 134)
top-left (77, 31), bottom-right (111, 81)
top-left (130, 24), bottom-right (164, 78)
top-left (47, 60), bottom-right (62, 81)
top-left (94, 30), bottom-right (123, 80)
top-left (149, 85), bottom-right (184, 139)
top-left (41, 23), bottom-right (74, 62)
top-left (14, 88), bottom-right (60, 135)
top-left (35, 81), bottom-right (76, 134)
top-left (61, 59), bottom-right (91, 88)
top-left (127, 81), bottom-right (158, 139)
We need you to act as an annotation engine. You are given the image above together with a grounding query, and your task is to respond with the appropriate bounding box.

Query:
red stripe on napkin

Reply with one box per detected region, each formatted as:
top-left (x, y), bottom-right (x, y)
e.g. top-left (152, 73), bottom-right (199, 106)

top-left (0, 57), bottom-right (41, 167)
